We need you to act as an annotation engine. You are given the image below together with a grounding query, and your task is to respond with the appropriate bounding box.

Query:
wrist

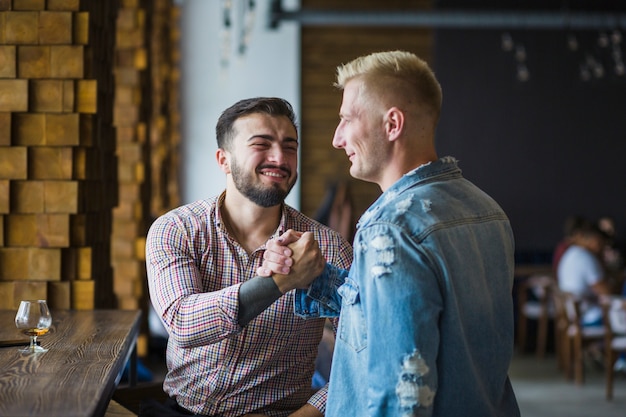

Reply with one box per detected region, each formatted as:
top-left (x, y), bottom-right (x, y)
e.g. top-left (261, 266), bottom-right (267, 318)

top-left (272, 274), bottom-right (294, 294)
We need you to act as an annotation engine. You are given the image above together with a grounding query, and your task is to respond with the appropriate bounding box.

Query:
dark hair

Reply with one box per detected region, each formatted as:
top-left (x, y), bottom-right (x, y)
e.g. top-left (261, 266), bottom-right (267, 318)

top-left (576, 219), bottom-right (609, 242)
top-left (215, 97), bottom-right (298, 150)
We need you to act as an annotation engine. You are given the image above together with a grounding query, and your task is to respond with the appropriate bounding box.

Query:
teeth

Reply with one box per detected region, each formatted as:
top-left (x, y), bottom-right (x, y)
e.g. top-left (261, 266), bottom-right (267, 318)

top-left (263, 172), bottom-right (282, 178)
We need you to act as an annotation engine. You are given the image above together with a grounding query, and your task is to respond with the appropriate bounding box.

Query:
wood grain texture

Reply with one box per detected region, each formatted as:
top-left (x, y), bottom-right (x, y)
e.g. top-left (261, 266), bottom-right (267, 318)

top-left (0, 309), bottom-right (140, 417)
top-left (4, 11), bottom-right (39, 44)
top-left (0, 79), bottom-right (28, 112)
top-left (0, 146), bottom-right (27, 179)
top-left (0, 247), bottom-right (61, 281)
top-left (104, 400), bottom-right (136, 417)
top-left (47, 0), bottom-right (80, 11)
top-left (0, 45), bottom-right (16, 78)
top-left (39, 11), bottom-right (72, 44)
top-left (0, 180), bottom-right (8, 213)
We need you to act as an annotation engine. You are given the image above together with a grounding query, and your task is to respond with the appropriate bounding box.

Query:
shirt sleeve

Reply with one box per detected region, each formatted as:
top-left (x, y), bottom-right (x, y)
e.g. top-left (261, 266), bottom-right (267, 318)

top-left (307, 384), bottom-right (328, 413)
top-left (360, 223), bottom-right (441, 417)
top-left (146, 213), bottom-right (242, 348)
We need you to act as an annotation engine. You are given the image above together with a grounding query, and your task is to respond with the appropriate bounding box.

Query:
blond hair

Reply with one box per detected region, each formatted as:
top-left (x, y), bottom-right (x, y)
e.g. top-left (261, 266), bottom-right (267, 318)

top-left (335, 50), bottom-right (442, 122)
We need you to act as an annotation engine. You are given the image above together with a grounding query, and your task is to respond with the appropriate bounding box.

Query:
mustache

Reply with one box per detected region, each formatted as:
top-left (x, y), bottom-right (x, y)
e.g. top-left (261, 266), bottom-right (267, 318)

top-left (257, 164), bottom-right (291, 177)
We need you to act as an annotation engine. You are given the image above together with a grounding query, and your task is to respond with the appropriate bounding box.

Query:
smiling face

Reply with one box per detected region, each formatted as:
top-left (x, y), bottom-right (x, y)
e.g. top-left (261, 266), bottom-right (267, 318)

top-left (332, 79), bottom-right (389, 186)
top-left (221, 112), bottom-right (298, 207)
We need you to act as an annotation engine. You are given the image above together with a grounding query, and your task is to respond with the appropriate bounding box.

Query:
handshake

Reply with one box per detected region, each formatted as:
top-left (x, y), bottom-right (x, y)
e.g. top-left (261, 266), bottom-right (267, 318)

top-left (257, 230), bottom-right (326, 294)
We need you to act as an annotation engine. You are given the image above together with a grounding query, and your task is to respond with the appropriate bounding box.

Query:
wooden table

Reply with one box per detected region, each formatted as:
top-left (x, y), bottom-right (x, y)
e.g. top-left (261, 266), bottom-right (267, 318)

top-left (0, 309), bottom-right (141, 417)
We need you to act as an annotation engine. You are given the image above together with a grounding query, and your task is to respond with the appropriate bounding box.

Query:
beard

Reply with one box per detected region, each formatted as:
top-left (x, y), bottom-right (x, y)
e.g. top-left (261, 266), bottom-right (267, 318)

top-left (230, 160), bottom-right (297, 208)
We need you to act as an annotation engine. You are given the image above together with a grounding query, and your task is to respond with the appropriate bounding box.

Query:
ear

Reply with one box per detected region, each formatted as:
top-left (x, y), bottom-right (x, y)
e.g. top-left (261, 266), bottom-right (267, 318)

top-left (216, 148), bottom-right (231, 174)
top-left (384, 107), bottom-right (404, 142)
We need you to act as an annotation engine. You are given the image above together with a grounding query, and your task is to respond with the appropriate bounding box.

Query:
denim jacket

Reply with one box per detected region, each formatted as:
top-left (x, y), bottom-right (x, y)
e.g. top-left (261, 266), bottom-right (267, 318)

top-left (295, 157), bottom-right (520, 417)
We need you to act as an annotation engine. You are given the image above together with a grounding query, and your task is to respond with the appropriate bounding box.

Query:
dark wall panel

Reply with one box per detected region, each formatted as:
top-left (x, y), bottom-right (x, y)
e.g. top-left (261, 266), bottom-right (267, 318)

top-left (434, 28), bottom-right (626, 257)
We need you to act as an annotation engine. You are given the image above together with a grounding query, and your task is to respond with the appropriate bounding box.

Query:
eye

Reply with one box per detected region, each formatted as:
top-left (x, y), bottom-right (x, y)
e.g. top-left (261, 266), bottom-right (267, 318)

top-left (283, 143), bottom-right (298, 153)
top-left (251, 141), bottom-right (271, 148)
top-left (283, 147), bottom-right (297, 154)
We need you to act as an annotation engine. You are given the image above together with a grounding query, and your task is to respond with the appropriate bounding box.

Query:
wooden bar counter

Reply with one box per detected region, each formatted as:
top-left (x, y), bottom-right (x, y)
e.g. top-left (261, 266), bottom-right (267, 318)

top-left (0, 309), bottom-right (141, 417)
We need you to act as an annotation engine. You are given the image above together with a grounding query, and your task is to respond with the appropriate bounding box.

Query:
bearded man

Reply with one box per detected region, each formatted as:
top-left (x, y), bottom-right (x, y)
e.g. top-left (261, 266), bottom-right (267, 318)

top-left (145, 97), bottom-right (353, 417)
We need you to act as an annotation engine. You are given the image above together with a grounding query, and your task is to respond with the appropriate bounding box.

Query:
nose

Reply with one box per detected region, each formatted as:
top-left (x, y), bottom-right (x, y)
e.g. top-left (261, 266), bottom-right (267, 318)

top-left (268, 146), bottom-right (283, 163)
top-left (267, 143), bottom-right (289, 166)
top-left (332, 124), bottom-right (344, 149)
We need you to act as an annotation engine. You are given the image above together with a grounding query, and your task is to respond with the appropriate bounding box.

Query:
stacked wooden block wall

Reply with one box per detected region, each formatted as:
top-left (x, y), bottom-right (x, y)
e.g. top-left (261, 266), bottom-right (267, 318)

top-left (111, 0), bottom-right (148, 314)
top-left (147, 0), bottom-right (181, 219)
top-left (0, 0), bottom-right (118, 310)
top-left (111, 0), bottom-right (181, 355)
top-left (0, 0), bottom-right (181, 349)
top-left (144, 0), bottom-right (181, 350)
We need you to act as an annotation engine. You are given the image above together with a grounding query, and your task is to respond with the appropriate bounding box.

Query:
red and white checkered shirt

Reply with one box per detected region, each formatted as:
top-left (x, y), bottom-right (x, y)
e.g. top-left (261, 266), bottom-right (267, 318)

top-left (146, 193), bottom-right (353, 416)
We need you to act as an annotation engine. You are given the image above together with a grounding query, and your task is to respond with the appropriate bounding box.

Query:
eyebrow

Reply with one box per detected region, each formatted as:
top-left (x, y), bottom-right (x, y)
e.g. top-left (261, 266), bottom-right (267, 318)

top-left (248, 134), bottom-right (299, 145)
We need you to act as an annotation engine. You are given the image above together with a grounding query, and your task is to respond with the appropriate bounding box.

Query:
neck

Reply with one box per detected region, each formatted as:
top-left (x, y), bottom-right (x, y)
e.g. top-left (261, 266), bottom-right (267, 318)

top-left (220, 191), bottom-right (282, 253)
top-left (379, 144), bottom-right (438, 192)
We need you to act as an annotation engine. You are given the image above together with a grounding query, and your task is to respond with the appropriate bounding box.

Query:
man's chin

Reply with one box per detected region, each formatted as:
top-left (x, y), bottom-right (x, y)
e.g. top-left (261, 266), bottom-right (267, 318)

top-left (251, 190), bottom-right (290, 208)
top-left (349, 166), bottom-right (362, 180)
top-left (254, 198), bottom-right (286, 208)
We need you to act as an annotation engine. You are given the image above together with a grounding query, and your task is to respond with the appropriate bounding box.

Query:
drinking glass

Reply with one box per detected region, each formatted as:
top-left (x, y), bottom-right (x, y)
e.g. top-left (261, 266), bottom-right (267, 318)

top-left (14, 300), bottom-right (52, 353)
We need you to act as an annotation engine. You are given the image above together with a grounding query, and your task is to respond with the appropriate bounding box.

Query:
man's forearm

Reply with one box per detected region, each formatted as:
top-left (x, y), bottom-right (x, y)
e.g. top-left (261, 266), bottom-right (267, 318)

top-left (237, 276), bottom-right (283, 326)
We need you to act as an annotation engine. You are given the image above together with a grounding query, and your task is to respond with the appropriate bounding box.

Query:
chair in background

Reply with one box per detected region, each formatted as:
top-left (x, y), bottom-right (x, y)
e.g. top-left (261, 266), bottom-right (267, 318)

top-left (517, 274), bottom-right (556, 358)
top-left (551, 285), bottom-right (570, 371)
top-left (559, 291), bottom-right (606, 385)
top-left (601, 296), bottom-right (626, 400)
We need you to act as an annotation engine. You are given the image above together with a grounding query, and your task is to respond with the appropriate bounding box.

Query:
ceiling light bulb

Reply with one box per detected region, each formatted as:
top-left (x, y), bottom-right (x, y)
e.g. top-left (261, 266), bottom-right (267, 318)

top-left (567, 34), bottom-right (578, 51)
top-left (598, 32), bottom-right (610, 48)
top-left (611, 30), bottom-right (622, 45)
top-left (501, 33), bottom-right (514, 52)
top-left (515, 44), bottom-right (526, 62)
top-left (517, 63), bottom-right (529, 82)
top-left (580, 64), bottom-right (591, 81)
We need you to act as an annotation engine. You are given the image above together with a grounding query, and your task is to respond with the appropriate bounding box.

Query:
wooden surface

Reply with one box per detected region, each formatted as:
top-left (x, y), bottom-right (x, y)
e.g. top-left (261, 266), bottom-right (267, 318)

top-left (514, 264), bottom-right (553, 279)
top-left (104, 400), bottom-right (136, 417)
top-left (0, 309), bottom-right (140, 417)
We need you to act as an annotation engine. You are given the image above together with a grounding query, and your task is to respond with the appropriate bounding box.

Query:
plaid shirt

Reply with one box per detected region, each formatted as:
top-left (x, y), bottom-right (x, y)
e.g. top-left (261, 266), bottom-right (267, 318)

top-left (146, 193), bottom-right (353, 416)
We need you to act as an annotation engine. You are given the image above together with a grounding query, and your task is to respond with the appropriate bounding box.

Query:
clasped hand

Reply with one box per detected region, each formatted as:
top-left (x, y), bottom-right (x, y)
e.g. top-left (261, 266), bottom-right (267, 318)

top-left (257, 230), bottom-right (325, 293)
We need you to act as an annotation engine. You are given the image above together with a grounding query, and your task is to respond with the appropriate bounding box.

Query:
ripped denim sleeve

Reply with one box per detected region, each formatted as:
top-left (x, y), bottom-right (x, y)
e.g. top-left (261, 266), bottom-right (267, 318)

top-left (294, 263), bottom-right (347, 318)
top-left (396, 350), bottom-right (436, 416)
